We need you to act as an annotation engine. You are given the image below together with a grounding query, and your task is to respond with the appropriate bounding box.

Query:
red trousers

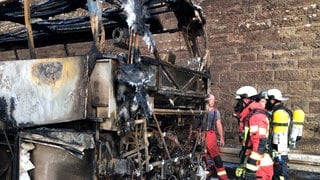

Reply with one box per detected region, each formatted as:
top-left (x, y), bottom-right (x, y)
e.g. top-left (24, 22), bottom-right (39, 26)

top-left (257, 165), bottom-right (273, 180)
top-left (257, 154), bottom-right (274, 180)
top-left (203, 130), bottom-right (228, 180)
top-left (203, 130), bottom-right (220, 158)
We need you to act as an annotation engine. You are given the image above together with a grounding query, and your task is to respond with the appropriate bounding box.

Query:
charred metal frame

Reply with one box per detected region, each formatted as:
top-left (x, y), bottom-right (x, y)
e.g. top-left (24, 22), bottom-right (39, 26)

top-left (0, 0), bottom-right (211, 179)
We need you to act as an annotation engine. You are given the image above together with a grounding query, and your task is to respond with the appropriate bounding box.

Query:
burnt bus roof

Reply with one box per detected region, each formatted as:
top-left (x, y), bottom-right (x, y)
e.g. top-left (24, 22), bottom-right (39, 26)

top-left (0, 0), bottom-right (206, 51)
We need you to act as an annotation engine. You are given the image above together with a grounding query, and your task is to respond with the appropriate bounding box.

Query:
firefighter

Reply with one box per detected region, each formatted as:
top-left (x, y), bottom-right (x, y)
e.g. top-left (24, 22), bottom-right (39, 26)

top-left (238, 91), bottom-right (274, 180)
top-left (266, 88), bottom-right (291, 180)
top-left (234, 86), bottom-right (258, 144)
top-left (202, 94), bottom-right (228, 180)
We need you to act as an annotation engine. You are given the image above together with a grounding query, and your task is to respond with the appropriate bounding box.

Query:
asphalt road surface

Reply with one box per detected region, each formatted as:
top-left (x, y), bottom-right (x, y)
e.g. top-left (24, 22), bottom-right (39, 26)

top-left (208, 162), bottom-right (320, 180)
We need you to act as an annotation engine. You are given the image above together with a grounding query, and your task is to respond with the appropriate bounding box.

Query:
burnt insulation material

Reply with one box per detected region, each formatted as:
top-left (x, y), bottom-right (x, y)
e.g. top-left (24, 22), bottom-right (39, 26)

top-left (122, 0), bottom-right (156, 53)
top-left (116, 63), bottom-right (152, 133)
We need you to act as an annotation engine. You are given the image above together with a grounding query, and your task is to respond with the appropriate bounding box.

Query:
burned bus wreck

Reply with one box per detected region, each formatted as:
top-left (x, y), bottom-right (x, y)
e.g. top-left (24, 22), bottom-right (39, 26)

top-left (0, 0), bottom-right (211, 179)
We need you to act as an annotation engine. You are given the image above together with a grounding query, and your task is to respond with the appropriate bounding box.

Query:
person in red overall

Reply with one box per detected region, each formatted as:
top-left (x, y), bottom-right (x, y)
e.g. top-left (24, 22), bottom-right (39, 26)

top-left (243, 91), bottom-right (274, 180)
top-left (202, 94), bottom-right (228, 180)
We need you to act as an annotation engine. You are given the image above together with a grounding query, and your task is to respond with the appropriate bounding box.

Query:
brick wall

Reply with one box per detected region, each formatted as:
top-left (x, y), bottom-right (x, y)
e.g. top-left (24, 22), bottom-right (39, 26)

top-left (199, 0), bottom-right (320, 139)
top-left (0, 0), bottom-right (319, 141)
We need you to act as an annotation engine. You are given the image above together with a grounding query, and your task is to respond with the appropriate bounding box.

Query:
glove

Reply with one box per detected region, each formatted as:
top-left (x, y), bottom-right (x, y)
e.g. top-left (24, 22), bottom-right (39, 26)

top-left (271, 150), bottom-right (278, 160)
top-left (235, 167), bottom-right (246, 178)
top-left (274, 156), bottom-right (283, 168)
top-left (235, 167), bottom-right (257, 180)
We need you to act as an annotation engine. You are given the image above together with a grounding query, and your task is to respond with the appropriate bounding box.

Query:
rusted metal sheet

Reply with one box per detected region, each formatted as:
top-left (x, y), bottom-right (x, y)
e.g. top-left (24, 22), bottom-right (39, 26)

top-left (0, 57), bottom-right (88, 127)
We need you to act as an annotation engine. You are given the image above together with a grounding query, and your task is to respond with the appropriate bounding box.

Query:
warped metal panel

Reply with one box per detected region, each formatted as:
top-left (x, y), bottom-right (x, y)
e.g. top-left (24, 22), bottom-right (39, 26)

top-left (28, 143), bottom-right (94, 180)
top-left (90, 59), bottom-right (115, 108)
top-left (0, 57), bottom-right (88, 127)
top-left (140, 58), bottom-right (209, 109)
top-left (141, 58), bottom-right (209, 95)
top-left (159, 65), bottom-right (204, 93)
top-left (89, 59), bottom-right (118, 130)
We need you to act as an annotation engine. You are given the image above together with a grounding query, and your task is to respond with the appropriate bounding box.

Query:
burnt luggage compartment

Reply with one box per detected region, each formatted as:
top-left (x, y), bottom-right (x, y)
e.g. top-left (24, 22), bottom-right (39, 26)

top-left (0, 56), bottom-right (94, 180)
top-left (19, 129), bottom-right (95, 180)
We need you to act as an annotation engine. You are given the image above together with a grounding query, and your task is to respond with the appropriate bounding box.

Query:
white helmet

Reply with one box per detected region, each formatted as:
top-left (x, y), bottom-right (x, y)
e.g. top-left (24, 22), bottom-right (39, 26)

top-left (267, 88), bottom-right (289, 101)
top-left (235, 86), bottom-right (257, 99)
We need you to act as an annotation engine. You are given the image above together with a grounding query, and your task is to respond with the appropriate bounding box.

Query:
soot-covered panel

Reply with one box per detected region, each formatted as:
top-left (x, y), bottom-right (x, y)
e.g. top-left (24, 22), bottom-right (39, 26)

top-left (0, 57), bottom-right (88, 128)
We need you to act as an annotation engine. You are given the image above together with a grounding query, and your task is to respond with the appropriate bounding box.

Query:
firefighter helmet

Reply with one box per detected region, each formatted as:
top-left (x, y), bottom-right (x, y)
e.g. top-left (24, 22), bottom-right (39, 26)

top-left (235, 86), bottom-right (257, 99)
top-left (256, 90), bottom-right (269, 100)
top-left (267, 89), bottom-right (289, 101)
